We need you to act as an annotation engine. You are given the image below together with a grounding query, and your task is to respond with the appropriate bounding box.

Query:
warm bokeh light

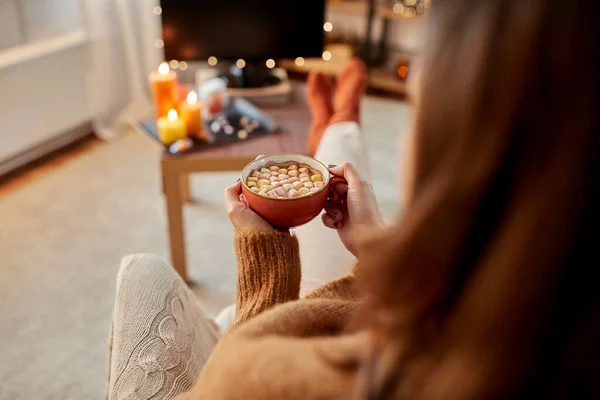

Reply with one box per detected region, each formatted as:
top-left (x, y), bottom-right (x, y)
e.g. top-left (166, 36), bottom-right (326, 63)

top-left (416, 3), bottom-right (425, 13)
top-left (404, 7), bottom-right (416, 17)
top-left (405, 0), bottom-right (417, 6)
top-left (158, 62), bottom-right (170, 75)
top-left (168, 109), bottom-right (178, 121)
top-left (236, 59), bottom-right (246, 68)
top-left (208, 56), bottom-right (218, 66)
top-left (323, 22), bottom-right (333, 32)
top-left (154, 39), bottom-right (164, 48)
top-left (295, 57), bottom-right (305, 67)
top-left (153, 6), bottom-right (162, 15)
top-left (266, 59), bottom-right (275, 69)
top-left (397, 65), bottom-right (409, 78)
top-left (393, 3), bottom-right (404, 14)
top-left (179, 61), bottom-right (188, 71)
top-left (169, 60), bottom-right (180, 69)
top-left (322, 51), bottom-right (332, 61)
top-left (186, 90), bottom-right (198, 105)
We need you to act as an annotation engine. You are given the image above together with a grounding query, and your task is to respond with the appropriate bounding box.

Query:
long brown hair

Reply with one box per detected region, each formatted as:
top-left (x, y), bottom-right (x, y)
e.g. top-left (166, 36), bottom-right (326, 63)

top-left (358, 0), bottom-right (600, 398)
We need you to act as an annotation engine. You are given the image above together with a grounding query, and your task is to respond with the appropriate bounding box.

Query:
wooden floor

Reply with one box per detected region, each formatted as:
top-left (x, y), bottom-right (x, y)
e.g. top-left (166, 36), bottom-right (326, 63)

top-left (0, 135), bottom-right (104, 195)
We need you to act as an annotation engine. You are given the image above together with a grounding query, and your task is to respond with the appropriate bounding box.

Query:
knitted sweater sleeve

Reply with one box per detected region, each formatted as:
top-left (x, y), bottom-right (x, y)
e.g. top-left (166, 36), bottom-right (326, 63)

top-left (228, 230), bottom-right (301, 331)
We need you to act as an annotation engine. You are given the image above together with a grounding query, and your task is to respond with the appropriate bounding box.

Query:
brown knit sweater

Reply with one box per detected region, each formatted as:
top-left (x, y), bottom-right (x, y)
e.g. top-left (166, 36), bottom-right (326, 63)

top-left (178, 231), bottom-right (366, 399)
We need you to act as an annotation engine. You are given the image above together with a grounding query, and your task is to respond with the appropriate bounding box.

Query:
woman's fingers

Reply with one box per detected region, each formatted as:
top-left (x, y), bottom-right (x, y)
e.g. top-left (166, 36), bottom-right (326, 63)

top-left (332, 182), bottom-right (348, 197)
top-left (324, 206), bottom-right (344, 223)
top-left (321, 213), bottom-right (339, 230)
top-left (329, 163), bottom-right (360, 186)
top-left (224, 180), bottom-right (243, 214)
top-left (239, 193), bottom-right (249, 208)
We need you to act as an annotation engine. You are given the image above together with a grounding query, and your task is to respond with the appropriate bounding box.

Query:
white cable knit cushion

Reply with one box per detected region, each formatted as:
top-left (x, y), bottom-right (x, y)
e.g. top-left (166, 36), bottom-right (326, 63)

top-left (108, 254), bottom-right (219, 400)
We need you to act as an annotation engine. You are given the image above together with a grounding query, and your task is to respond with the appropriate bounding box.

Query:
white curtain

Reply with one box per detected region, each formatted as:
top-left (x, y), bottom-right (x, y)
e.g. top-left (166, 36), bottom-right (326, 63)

top-left (82, 0), bottom-right (163, 139)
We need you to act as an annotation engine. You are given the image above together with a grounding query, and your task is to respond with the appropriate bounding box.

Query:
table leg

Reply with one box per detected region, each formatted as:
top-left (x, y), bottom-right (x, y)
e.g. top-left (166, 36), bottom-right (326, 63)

top-left (180, 173), bottom-right (191, 203)
top-left (163, 169), bottom-right (189, 283)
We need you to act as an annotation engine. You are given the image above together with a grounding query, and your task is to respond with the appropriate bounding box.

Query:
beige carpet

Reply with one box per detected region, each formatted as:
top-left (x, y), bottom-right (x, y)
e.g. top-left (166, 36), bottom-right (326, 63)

top-left (0, 95), bottom-right (411, 399)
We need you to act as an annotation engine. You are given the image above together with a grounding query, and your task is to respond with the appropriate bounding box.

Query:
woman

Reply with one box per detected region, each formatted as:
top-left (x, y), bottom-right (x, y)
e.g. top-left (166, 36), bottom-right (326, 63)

top-left (109, 0), bottom-right (600, 398)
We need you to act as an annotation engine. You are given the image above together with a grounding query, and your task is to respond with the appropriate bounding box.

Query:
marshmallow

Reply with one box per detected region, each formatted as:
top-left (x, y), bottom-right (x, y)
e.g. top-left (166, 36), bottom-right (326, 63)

top-left (247, 163), bottom-right (325, 199)
top-left (293, 181), bottom-right (304, 190)
top-left (256, 179), bottom-right (271, 188)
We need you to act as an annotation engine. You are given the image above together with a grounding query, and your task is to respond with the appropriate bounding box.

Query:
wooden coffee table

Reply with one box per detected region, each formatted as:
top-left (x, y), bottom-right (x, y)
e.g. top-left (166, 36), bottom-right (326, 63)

top-left (161, 103), bottom-right (311, 281)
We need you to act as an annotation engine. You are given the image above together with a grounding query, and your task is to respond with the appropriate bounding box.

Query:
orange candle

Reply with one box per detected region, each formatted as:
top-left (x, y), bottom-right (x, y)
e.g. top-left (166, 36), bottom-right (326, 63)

top-left (149, 62), bottom-right (179, 119)
top-left (180, 91), bottom-right (208, 141)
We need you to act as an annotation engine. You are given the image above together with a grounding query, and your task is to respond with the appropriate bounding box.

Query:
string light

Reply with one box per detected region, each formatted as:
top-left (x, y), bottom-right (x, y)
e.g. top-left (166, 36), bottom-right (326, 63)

top-left (397, 65), bottom-right (409, 79)
top-left (169, 60), bottom-right (179, 69)
top-left (322, 51), bottom-right (332, 61)
top-left (236, 59), bottom-right (246, 68)
top-left (153, 6), bottom-right (162, 15)
top-left (295, 57), bottom-right (305, 67)
top-left (393, 3), bottom-right (404, 14)
top-left (323, 22), bottom-right (333, 32)
top-left (208, 56), bottom-right (218, 66)
top-left (266, 59), bottom-right (275, 69)
top-left (179, 61), bottom-right (188, 71)
top-left (154, 39), bottom-right (164, 48)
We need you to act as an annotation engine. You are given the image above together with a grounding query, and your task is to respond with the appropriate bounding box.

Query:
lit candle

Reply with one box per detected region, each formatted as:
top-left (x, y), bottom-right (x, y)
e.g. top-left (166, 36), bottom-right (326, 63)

top-left (180, 90), bottom-right (206, 139)
top-left (149, 62), bottom-right (179, 119)
top-left (157, 109), bottom-right (187, 145)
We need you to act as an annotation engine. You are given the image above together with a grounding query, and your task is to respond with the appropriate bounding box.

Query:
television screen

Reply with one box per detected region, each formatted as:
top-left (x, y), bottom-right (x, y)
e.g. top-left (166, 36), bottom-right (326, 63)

top-left (160, 0), bottom-right (325, 61)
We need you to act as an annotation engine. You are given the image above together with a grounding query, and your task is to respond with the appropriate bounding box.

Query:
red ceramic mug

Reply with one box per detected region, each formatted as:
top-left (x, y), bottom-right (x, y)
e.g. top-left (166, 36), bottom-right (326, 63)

top-left (240, 154), bottom-right (345, 228)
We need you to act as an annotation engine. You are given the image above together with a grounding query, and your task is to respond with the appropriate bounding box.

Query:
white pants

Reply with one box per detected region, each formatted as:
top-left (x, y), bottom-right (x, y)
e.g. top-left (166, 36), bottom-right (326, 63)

top-left (295, 121), bottom-right (370, 293)
top-left (108, 122), bottom-right (368, 399)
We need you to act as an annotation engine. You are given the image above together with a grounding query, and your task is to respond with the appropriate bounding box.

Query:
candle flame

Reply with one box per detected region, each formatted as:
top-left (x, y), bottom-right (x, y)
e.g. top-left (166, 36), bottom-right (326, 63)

top-left (168, 109), bottom-right (178, 121)
top-left (186, 90), bottom-right (198, 105)
top-left (158, 62), bottom-right (170, 75)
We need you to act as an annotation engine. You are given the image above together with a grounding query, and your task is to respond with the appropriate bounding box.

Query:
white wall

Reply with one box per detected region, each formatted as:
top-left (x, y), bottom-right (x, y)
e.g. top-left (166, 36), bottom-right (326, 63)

top-left (0, 1), bottom-right (24, 50)
top-left (0, 0), bottom-right (91, 163)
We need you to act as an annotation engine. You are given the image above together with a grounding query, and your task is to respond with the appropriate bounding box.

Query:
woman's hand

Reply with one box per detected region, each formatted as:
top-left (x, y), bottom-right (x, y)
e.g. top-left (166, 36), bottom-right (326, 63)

top-left (224, 179), bottom-right (274, 233)
top-left (322, 163), bottom-right (384, 256)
